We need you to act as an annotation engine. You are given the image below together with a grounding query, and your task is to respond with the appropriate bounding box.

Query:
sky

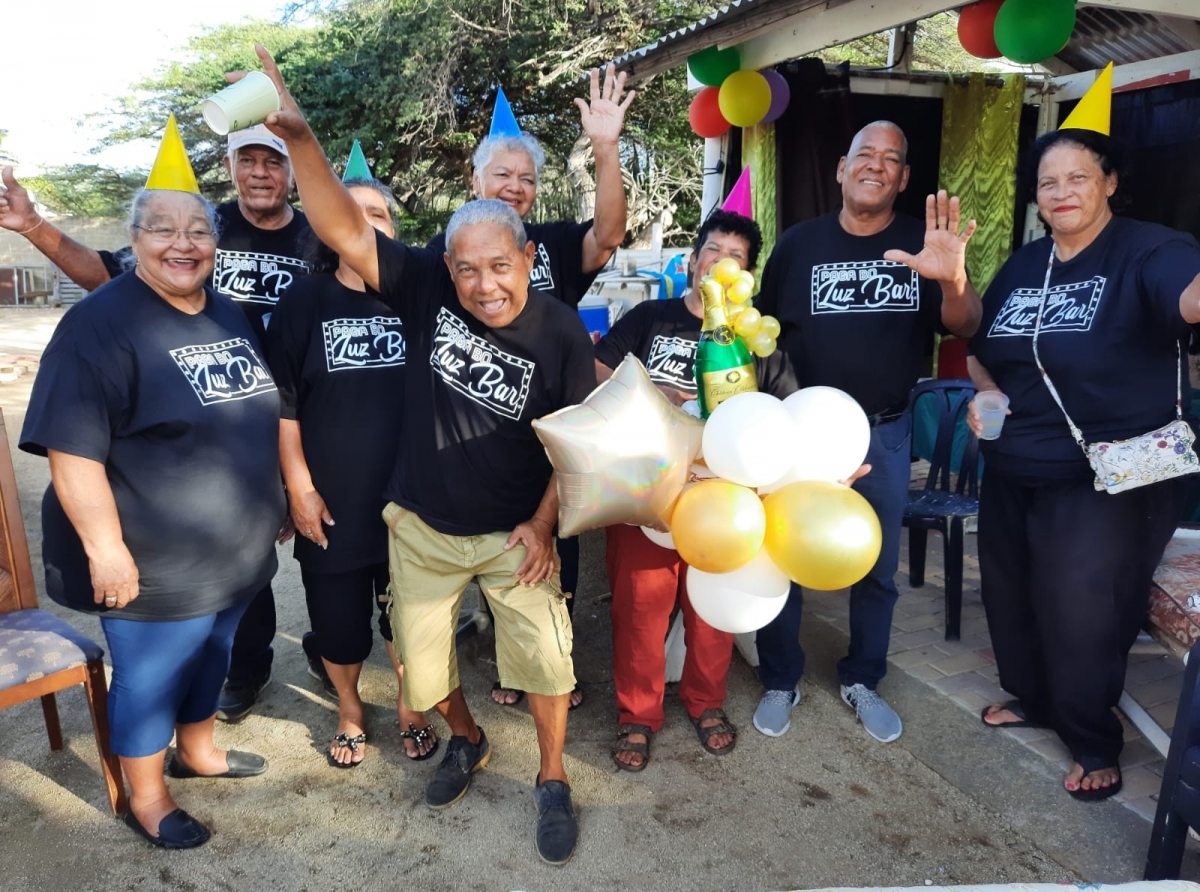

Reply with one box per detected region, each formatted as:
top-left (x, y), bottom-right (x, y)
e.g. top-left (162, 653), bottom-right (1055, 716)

top-left (2, 0), bottom-right (291, 175)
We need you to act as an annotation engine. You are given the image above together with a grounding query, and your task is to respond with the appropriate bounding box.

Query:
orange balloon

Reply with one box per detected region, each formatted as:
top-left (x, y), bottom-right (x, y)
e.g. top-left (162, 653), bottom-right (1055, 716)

top-left (670, 480), bottom-right (765, 574)
top-left (763, 481), bottom-right (881, 590)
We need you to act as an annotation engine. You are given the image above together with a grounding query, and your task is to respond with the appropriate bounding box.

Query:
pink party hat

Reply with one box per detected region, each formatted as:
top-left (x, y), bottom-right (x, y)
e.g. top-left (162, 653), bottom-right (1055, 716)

top-left (721, 167), bottom-right (752, 219)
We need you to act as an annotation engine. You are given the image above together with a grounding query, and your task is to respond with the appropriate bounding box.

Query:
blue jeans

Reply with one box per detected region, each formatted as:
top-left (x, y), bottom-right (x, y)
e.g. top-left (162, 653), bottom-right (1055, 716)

top-left (756, 412), bottom-right (912, 692)
top-left (102, 599), bottom-right (250, 757)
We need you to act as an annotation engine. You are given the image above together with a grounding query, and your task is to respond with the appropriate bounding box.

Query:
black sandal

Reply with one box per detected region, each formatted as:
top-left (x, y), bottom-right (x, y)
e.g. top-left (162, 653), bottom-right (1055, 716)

top-left (612, 723), bottom-right (652, 772)
top-left (980, 699), bottom-right (1043, 729)
top-left (328, 731), bottom-right (367, 769)
top-left (691, 708), bottom-right (737, 755)
top-left (491, 680), bottom-right (525, 706)
top-left (1067, 758), bottom-right (1123, 802)
top-left (399, 723), bottom-right (440, 761)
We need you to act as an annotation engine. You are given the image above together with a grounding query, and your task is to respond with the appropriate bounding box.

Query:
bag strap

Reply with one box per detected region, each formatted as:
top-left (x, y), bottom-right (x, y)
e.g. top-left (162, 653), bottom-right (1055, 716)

top-left (1030, 243), bottom-right (1183, 455)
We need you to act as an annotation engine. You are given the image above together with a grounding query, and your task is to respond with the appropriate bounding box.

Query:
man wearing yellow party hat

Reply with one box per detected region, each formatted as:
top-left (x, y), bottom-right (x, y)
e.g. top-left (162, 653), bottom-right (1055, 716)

top-left (971, 61), bottom-right (1200, 802)
top-left (19, 114), bottom-right (282, 849)
top-left (0, 116), bottom-right (315, 724)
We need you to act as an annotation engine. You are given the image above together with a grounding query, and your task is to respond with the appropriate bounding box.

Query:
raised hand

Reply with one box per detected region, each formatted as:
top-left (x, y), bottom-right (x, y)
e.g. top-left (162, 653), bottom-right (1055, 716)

top-left (574, 64), bottom-right (635, 149)
top-left (0, 167), bottom-right (43, 234)
top-left (883, 190), bottom-right (976, 286)
top-left (225, 44), bottom-right (314, 144)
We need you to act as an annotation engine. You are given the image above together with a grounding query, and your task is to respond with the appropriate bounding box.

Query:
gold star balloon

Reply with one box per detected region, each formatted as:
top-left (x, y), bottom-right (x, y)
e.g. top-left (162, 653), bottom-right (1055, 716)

top-left (533, 355), bottom-right (704, 537)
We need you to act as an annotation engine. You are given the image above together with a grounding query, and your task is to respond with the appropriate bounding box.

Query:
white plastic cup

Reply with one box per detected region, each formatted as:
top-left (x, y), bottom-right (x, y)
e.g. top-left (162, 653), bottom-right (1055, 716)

top-left (202, 72), bottom-right (281, 136)
top-left (975, 390), bottom-right (1010, 441)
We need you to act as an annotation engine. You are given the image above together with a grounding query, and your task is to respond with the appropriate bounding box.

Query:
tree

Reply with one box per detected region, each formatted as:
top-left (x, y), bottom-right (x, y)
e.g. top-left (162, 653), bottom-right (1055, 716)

top-left (22, 166), bottom-right (145, 218)
top-left (817, 12), bottom-right (994, 73)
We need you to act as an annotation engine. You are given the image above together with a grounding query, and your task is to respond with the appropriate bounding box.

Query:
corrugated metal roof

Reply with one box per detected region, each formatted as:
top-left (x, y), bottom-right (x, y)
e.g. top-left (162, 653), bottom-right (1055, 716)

top-left (607, 0), bottom-right (1200, 82)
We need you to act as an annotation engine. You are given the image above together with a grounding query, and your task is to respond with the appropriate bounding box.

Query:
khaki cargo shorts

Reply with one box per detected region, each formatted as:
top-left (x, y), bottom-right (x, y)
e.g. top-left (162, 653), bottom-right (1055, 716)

top-left (382, 502), bottom-right (575, 712)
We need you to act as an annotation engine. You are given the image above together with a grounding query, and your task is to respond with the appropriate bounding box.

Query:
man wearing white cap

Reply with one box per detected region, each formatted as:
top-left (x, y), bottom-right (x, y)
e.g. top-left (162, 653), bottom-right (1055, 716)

top-left (0, 123), bottom-right (314, 722)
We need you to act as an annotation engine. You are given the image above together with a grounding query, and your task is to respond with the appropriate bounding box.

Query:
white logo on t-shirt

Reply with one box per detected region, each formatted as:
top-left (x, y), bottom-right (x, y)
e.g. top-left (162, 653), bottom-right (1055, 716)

top-left (213, 249), bottom-right (311, 306)
top-left (322, 316), bottom-right (406, 371)
top-left (169, 338), bottom-right (277, 405)
top-left (811, 260), bottom-right (920, 314)
top-left (987, 277), bottom-right (1106, 337)
top-left (430, 307), bottom-right (534, 420)
top-left (528, 242), bottom-right (554, 293)
top-left (645, 335), bottom-right (698, 390)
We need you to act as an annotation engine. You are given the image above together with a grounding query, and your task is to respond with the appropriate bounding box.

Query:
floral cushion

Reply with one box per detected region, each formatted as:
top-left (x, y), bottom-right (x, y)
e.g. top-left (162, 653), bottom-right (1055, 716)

top-left (0, 609), bottom-right (104, 689)
top-left (1148, 536), bottom-right (1200, 660)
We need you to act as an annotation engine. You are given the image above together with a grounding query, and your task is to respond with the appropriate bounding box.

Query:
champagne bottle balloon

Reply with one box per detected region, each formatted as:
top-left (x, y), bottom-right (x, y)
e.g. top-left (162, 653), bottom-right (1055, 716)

top-left (694, 277), bottom-right (757, 418)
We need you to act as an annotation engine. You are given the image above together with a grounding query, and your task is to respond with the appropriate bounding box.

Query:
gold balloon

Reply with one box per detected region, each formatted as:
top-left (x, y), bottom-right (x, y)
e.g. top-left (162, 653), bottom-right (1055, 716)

top-left (670, 480), bottom-right (765, 574)
top-left (763, 480), bottom-right (881, 590)
top-left (759, 315), bottom-right (781, 339)
top-left (735, 270), bottom-right (756, 291)
top-left (727, 302), bottom-right (748, 320)
top-left (711, 257), bottom-right (742, 286)
top-left (748, 331), bottom-right (776, 358)
top-left (733, 307), bottom-right (762, 338)
top-left (532, 355), bottom-right (704, 537)
top-left (726, 280), bottom-right (753, 304)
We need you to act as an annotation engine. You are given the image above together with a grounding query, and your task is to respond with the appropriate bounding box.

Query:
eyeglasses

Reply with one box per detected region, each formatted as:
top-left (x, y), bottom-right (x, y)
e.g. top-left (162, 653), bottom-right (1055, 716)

top-left (134, 225), bottom-right (217, 245)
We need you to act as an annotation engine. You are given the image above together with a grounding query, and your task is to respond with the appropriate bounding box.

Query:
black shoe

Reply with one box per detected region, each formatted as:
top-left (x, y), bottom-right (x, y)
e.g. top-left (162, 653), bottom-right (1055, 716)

top-left (215, 671), bottom-right (271, 723)
top-left (167, 749), bottom-right (268, 779)
top-left (425, 727), bottom-right (490, 809)
top-left (123, 808), bottom-right (211, 849)
top-left (301, 632), bottom-right (338, 699)
top-left (534, 777), bottom-right (578, 865)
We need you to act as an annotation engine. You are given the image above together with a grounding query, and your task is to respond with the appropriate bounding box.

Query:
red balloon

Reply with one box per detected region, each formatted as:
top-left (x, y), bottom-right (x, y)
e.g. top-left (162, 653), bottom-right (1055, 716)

top-left (958, 0), bottom-right (1004, 59)
top-left (689, 87), bottom-right (730, 139)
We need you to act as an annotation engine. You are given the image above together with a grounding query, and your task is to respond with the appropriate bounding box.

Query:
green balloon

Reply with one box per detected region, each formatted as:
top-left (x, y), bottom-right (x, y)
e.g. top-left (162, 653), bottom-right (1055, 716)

top-left (688, 44), bottom-right (742, 87)
top-left (994, 0), bottom-right (1076, 64)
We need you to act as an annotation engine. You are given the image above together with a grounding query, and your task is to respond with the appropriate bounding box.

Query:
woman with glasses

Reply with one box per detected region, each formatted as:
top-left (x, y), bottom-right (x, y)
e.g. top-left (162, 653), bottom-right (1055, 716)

top-left (20, 186), bottom-right (286, 848)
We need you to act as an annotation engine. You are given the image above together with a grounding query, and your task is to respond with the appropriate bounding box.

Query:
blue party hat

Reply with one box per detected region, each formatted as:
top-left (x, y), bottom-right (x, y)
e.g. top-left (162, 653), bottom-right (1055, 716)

top-left (489, 87), bottom-right (521, 138)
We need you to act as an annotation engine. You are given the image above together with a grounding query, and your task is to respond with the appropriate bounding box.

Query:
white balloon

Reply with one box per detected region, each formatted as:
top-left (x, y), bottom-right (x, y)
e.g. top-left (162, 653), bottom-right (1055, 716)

top-left (761, 386), bottom-right (870, 490)
top-left (686, 551), bottom-right (791, 633)
top-left (639, 525), bottom-right (676, 550)
top-left (701, 392), bottom-right (798, 489)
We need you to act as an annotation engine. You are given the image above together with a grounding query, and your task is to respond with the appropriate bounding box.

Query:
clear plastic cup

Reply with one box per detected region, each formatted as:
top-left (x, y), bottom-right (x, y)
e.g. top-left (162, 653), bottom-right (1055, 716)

top-left (975, 390), bottom-right (1010, 441)
top-left (202, 72), bottom-right (281, 136)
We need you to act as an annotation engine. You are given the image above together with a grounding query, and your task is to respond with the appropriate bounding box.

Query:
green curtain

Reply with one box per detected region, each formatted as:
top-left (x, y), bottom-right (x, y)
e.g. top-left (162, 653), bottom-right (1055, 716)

top-left (742, 121), bottom-right (777, 278)
top-left (938, 73), bottom-right (1025, 295)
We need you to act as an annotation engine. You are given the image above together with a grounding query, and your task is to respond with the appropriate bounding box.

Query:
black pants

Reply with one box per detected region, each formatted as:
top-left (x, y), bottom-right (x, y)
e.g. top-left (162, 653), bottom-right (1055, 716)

top-left (978, 471), bottom-right (1184, 768)
top-left (228, 583), bottom-right (275, 683)
top-left (301, 563), bottom-right (391, 665)
top-left (558, 534), bottom-right (579, 617)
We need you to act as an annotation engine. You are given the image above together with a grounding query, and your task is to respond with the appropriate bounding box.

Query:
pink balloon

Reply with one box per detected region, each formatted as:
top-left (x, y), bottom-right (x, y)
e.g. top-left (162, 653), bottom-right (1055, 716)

top-left (761, 70), bottom-right (790, 124)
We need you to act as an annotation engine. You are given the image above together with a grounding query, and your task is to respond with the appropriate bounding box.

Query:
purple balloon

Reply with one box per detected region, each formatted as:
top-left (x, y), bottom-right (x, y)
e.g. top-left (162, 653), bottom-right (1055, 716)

top-left (761, 70), bottom-right (790, 124)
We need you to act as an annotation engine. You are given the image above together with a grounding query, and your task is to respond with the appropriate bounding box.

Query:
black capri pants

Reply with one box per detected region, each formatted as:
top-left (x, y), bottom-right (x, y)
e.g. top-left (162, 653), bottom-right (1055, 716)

top-left (301, 562), bottom-right (392, 666)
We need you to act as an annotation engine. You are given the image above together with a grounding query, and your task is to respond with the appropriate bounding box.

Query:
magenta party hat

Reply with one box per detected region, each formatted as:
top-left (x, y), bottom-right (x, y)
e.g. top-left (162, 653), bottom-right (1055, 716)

top-left (721, 167), bottom-right (752, 219)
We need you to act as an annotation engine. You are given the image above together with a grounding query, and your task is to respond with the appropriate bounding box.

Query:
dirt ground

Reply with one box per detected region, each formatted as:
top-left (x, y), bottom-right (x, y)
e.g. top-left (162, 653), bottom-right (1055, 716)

top-left (1, 308), bottom-right (1196, 892)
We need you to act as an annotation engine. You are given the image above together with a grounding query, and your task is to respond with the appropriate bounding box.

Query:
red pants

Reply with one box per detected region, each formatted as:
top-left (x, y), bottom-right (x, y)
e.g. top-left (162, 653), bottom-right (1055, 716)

top-left (606, 523), bottom-right (734, 732)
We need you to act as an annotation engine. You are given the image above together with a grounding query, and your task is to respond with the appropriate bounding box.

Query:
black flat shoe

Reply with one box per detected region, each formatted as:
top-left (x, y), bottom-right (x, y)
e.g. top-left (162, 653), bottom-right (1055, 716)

top-left (123, 808), bottom-right (210, 849)
top-left (167, 749), bottom-right (268, 779)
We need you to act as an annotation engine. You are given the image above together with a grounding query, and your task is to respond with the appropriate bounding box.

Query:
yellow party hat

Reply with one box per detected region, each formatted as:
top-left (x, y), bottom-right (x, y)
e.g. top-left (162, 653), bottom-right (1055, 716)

top-left (1060, 62), bottom-right (1113, 136)
top-left (145, 114), bottom-right (200, 193)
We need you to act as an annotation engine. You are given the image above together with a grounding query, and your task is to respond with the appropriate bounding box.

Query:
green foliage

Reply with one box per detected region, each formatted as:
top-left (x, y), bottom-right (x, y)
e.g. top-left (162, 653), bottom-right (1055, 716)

top-left (817, 12), bottom-right (994, 73)
top-left (23, 166), bottom-right (146, 218)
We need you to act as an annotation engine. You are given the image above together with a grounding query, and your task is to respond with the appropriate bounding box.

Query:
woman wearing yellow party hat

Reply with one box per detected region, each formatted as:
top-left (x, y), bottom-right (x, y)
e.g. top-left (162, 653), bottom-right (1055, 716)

top-left (19, 114), bottom-right (284, 848)
top-left (969, 62), bottom-right (1200, 802)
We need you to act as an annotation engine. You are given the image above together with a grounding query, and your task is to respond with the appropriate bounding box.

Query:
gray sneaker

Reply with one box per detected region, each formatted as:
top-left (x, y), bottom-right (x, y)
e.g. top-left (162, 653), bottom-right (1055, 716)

top-left (752, 685), bottom-right (802, 737)
top-left (840, 683), bottom-right (903, 743)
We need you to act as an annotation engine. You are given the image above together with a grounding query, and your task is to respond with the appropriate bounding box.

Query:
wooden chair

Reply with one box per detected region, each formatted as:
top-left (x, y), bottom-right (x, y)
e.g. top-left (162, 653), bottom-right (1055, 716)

top-left (0, 409), bottom-right (125, 815)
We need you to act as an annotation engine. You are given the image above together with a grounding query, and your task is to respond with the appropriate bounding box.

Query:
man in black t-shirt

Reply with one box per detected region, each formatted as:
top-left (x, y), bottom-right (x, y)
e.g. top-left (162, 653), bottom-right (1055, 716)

top-left (0, 125), bottom-right (313, 723)
top-left (752, 121), bottom-right (982, 745)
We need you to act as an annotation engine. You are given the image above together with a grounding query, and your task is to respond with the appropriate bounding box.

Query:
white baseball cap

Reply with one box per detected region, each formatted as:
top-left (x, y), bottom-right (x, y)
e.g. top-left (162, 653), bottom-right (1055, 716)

top-left (226, 124), bottom-right (289, 160)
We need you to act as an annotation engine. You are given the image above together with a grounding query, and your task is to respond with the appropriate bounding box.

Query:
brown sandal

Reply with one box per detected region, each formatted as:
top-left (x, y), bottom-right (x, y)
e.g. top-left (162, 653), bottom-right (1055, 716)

top-left (691, 708), bottom-right (737, 755)
top-left (612, 723), bottom-right (652, 772)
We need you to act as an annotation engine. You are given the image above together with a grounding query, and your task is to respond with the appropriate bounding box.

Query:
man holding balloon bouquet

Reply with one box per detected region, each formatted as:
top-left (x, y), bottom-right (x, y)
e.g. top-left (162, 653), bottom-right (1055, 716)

top-left (595, 195), bottom-right (799, 770)
top-left (752, 121), bottom-right (982, 744)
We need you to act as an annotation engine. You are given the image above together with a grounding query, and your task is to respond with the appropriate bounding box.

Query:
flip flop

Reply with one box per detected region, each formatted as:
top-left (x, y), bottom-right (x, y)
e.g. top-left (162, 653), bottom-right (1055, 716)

top-left (328, 731), bottom-right (367, 769)
top-left (1067, 767), bottom-right (1122, 802)
top-left (980, 699), bottom-right (1040, 729)
top-left (568, 684), bottom-right (584, 711)
top-left (491, 680), bottom-right (525, 707)
top-left (399, 723), bottom-right (440, 761)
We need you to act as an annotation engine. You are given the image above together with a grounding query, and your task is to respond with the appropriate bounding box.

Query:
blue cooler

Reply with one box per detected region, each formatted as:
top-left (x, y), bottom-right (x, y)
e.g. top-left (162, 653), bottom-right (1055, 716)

top-left (578, 304), bottom-right (610, 344)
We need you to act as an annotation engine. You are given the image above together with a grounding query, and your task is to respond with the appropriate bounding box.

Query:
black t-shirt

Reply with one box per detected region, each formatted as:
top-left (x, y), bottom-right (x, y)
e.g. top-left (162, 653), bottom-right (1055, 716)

top-left (594, 297), bottom-right (799, 399)
top-left (756, 211), bottom-right (943, 416)
top-left (425, 219), bottom-right (599, 309)
top-left (99, 201), bottom-right (312, 341)
top-left (266, 273), bottom-right (406, 572)
top-left (20, 272), bottom-right (286, 621)
top-left (970, 216), bottom-right (1200, 481)
top-left (375, 231), bottom-right (596, 536)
